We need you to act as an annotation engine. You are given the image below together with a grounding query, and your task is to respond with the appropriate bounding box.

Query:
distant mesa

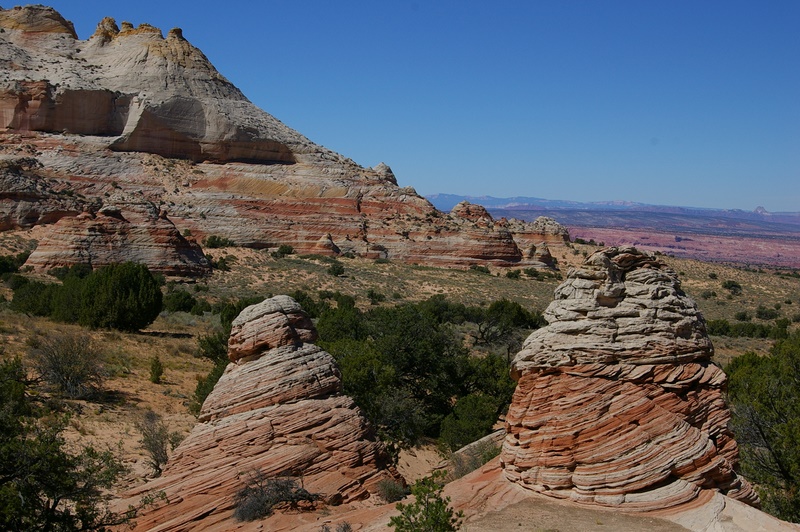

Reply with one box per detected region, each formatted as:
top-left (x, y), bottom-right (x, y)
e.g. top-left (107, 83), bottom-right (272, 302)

top-left (428, 194), bottom-right (800, 269)
top-left (501, 246), bottom-right (759, 511)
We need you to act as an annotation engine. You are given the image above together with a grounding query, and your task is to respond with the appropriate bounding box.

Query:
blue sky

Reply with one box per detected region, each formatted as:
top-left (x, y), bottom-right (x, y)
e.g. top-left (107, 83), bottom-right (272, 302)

top-left (41, 1), bottom-right (799, 211)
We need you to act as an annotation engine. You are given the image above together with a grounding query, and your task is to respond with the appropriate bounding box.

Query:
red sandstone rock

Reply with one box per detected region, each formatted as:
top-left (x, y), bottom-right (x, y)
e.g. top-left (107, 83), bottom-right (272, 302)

top-left (22, 201), bottom-right (210, 277)
top-left (501, 247), bottom-right (759, 512)
top-left (119, 296), bottom-right (401, 531)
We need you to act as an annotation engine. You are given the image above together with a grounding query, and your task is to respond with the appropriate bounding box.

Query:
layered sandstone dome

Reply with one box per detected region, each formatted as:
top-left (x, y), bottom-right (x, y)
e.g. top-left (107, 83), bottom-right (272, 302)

top-left (121, 295), bottom-right (401, 531)
top-left (0, 5), bottom-right (567, 272)
top-left (501, 247), bottom-right (758, 511)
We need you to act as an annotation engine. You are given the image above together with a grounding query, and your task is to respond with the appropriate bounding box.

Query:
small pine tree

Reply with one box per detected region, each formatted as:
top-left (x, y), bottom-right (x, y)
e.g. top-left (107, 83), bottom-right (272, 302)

top-left (149, 355), bottom-right (164, 384)
top-left (389, 472), bottom-right (463, 531)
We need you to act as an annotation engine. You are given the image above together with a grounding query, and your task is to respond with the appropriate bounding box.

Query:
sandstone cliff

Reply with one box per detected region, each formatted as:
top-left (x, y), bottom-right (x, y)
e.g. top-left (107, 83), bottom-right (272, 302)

top-left (0, 5), bottom-right (567, 272)
top-left (501, 247), bottom-right (759, 512)
top-left (120, 295), bottom-right (401, 531)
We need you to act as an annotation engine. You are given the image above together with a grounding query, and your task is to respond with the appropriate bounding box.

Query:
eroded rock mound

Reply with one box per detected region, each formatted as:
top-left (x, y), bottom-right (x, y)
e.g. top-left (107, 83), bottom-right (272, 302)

top-left (501, 246), bottom-right (758, 511)
top-left (122, 295), bottom-right (401, 531)
top-left (23, 202), bottom-right (210, 277)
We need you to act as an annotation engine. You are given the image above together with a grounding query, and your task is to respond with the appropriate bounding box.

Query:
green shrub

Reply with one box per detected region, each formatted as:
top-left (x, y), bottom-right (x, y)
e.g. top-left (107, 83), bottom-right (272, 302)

top-left (722, 280), bottom-right (743, 295)
top-left (376, 479), bottom-right (409, 503)
top-left (0, 251), bottom-right (30, 275)
top-left (523, 267), bottom-right (539, 279)
top-left (149, 355), bottom-right (164, 384)
top-left (735, 311), bottom-right (751, 321)
top-left (320, 524), bottom-right (353, 532)
top-left (233, 472), bottom-right (319, 521)
top-left (0, 358), bottom-right (132, 530)
top-left (505, 269), bottom-right (521, 279)
top-left (190, 298), bottom-right (212, 315)
top-left (389, 472), bottom-right (463, 532)
top-left (10, 280), bottom-right (57, 316)
top-left (756, 305), bottom-right (779, 320)
top-left (203, 235), bottom-right (235, 248)
top-left (3, 273), bottom-right (29, 290)
top-left (288, 290), bottom-right (330, 318)
top-left (439, 394), bottom-right (499, 452)
top-left (135, 410), bottom-right (182, 477)
top-left (707, 319), bottom-right (731, 336)
top-left (727, 334), bottom-right (800, 522)
top-left (367, 288), bottom-right (386, 305)
top-left (30, 333), bottom-right (104, 399)
top-left (208, 254), bottom-right (234, 271)
top-left (449, 440), bottom-right (501, 480)
top-left (163, 290), bottom-right (197, 313)
top-left (327, 262), bottom-right (345, 277)
top-left (318, 295), bottom-right (536, 449)
top-left (48, 263), bottom-right (92, 281)
top-left (469, 264), bottom-right (490, 274)
top-left (271, 244), bottom-right (295, 258)
top-left (78, 262), bottom-right (162, 331)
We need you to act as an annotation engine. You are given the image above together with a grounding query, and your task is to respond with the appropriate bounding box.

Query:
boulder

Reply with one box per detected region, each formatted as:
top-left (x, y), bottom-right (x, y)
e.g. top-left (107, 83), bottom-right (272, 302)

top-left (501, 247), bottom-right (759, 512)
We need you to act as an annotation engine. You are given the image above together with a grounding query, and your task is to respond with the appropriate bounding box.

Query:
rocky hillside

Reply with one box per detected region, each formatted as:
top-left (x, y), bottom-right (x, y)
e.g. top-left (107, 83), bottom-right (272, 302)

top-left (0, 5), bottom-right (567, 274)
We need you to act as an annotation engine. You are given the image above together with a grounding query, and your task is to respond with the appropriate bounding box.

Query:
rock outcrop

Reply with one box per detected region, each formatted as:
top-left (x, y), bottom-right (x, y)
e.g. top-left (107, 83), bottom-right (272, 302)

top-left (501, 247), bottom-right (758, 512)
top-left (0, 5), bottom-right (566, 271)
top-left (121, 295), bottom-right (400, 531)
top-left (23, 202), bottom-right (210, 277)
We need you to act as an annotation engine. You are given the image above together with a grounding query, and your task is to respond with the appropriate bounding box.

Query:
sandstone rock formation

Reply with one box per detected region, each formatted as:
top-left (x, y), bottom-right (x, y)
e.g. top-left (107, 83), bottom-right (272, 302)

top-left (501, 246), bottom-right (758, 512)
top-left (23, 202), bottom-right (210, 277)
top-left (0, 5), bottom-right (566, 271)
top-left (121, 295), bottom-right (400, 531)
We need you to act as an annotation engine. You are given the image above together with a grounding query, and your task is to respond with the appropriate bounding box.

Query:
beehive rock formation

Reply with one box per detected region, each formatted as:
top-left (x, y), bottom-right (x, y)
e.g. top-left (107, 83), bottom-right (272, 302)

top-left (501, 247), bottom-right (758, 511)
top-left (121, 295), bottom-right (401, 531)
top-left (0, 5), bottom-right (568, 272)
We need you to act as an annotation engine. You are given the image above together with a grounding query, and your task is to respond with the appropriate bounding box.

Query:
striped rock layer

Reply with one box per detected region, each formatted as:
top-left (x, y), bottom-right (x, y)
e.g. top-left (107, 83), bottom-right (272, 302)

top-left (123, 295), bottom-right (400, 531)
top-left (1, 5), bottom-right (568, 272)
top-left (23, 203), bottom-right (210, 277)
top-left (501, 247), bottom-right (759, 512)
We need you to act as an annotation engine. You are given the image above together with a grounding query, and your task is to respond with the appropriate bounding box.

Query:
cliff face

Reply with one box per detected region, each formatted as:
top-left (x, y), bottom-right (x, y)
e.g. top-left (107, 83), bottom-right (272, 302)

top-left (0, 5), bottom-right (567, 272)
top-left (500, 247), bottom-right (758, 512)
top-left (121, 295), bottom-right (401, 531)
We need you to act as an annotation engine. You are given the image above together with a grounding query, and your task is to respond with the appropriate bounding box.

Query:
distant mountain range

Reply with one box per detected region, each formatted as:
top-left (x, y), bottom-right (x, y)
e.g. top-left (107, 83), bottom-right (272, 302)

top-left (427, 194), bottom-right (800, 224)
top-left (426, 194), bottom-right (800, 268)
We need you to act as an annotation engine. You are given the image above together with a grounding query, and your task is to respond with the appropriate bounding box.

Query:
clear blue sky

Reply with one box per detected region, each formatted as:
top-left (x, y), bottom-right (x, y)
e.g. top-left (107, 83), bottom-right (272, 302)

top-left (41, 1), bottom-right (800, 211)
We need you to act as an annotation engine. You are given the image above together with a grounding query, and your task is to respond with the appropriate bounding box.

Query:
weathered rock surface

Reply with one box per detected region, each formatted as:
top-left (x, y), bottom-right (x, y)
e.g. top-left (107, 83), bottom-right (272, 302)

top-left (121, 295), bottom-right (400, 531)
top-left (0, 5), bottom-right (567, 271)
top-left (23, 200), bottom-right (209, 276)
top-left (501, 247), bottom-right (758, 512)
